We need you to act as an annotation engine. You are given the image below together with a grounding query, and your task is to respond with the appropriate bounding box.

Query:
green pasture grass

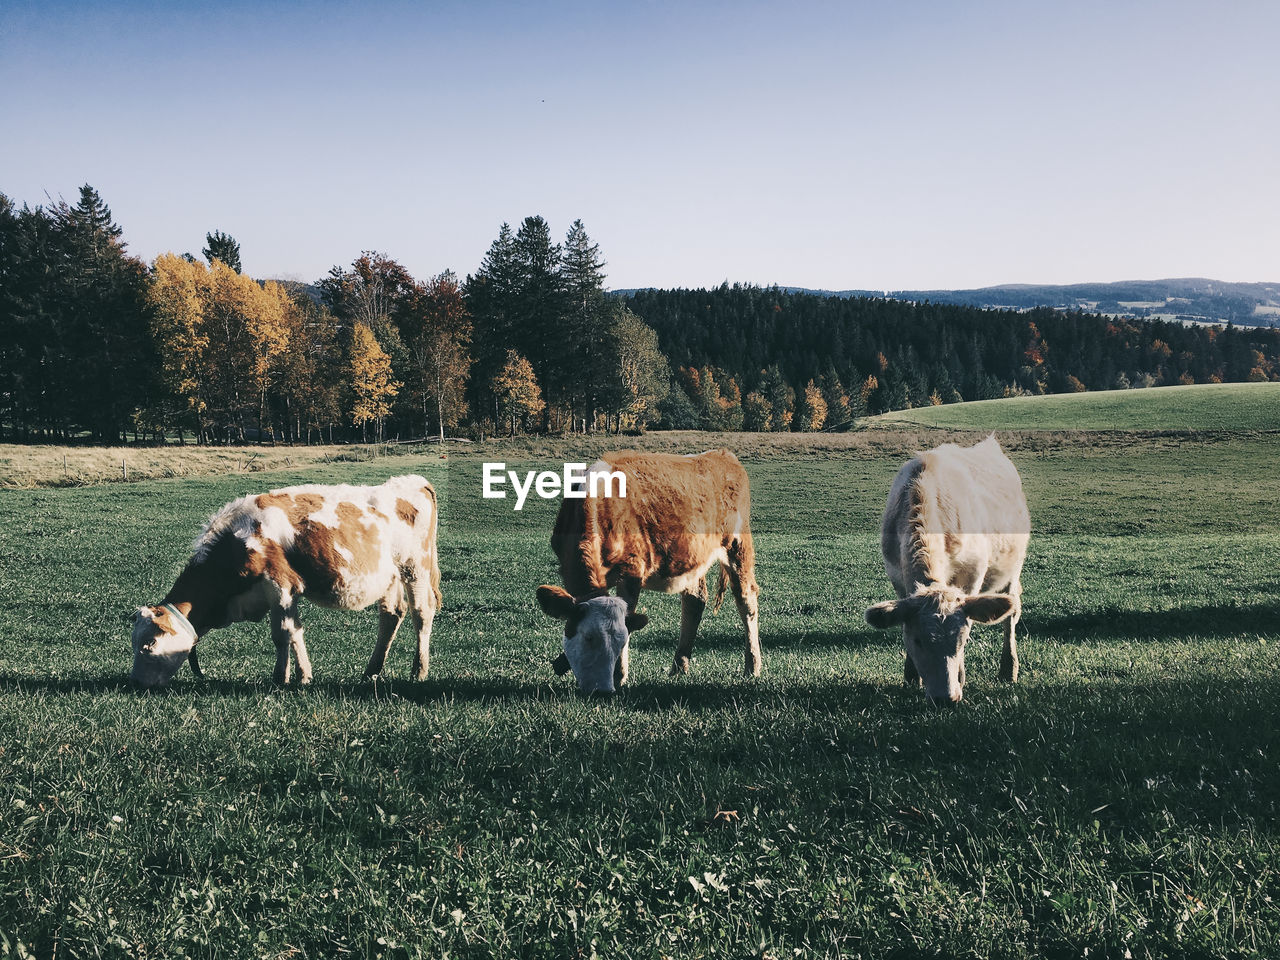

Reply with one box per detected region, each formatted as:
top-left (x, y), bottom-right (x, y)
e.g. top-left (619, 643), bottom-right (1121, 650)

top-left (1, 433), bottom-right (1279, 957)
top-left (868, 381), bottom-right (1280, 432)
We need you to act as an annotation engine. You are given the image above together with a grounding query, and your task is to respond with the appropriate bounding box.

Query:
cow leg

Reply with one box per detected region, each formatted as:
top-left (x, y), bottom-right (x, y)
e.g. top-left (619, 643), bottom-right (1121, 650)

top-left (405, 566), bottom-right (438, 682)
top-left (271, 606), bottom-right (291, 685)
top-left (614, 578), bottom-right (642, 687)
top-left (617, 576), bottom-right (642, 612)
top-left (999, 583), bottom-right (1023, 683)
top-left (614, 641), bottom-right (630, 688)
top-left (671, 577), bottom-right (708, 676)
top-left (365, 580), bottom-right (406, 679)
top-left (726, 534), bottom-right (762, 677)
top-left (904, 650), bottom-right (921, 687)
top-left (271, 598), bottom-right (310, 685)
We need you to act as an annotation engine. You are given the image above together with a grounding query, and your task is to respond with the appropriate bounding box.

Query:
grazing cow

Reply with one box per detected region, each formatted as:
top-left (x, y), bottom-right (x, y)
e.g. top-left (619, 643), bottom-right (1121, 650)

top-left (131, 475), bottom-right (441, 688)
top-left (536, 449), bottom-right (761, 693)
top-left (864, 437), bottom-right (1030, 705)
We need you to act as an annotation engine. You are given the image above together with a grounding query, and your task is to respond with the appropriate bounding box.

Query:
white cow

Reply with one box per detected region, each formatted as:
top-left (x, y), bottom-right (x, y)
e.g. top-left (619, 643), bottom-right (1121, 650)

top-left (864, 437), bottom-right (1030, 704)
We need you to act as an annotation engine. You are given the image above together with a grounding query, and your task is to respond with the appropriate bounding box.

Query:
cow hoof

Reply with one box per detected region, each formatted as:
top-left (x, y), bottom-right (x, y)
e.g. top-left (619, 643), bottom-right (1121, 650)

top-left (999, 669), bottom-right (1019, 683)
top-left (669, 657), bottom-right (691, 676)
top-left (413, 669), bottom-right (428, 682)
top-left (743, 660), bottom-right (762, 678)
top-left (298, 674), bottom-right (313, 686)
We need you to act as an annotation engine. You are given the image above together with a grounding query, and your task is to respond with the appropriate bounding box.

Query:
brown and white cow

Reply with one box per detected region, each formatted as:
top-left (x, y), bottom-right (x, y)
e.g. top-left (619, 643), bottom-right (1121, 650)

top-left (131, 475), bottom-right (441, 688)
top-left (864, 437), bottom-right (1030, 705)
top-left (536, 450), bottom-right (761, 693)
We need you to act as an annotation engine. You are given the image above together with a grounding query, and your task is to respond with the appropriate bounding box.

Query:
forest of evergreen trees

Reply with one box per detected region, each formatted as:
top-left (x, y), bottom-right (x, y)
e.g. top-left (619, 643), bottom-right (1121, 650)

top-left (2, 183), bottom-right (1278, 445)
top-left (625, 286), bottom-right (1280, 429)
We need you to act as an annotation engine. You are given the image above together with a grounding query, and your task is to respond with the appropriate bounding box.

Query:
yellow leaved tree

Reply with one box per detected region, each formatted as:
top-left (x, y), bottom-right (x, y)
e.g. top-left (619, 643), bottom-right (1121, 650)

top-left (147, 253), bottom-right (211, 440)
top-left (349, 322), bottom-right (400, 441)
top-left (491, 349), bottom-right (545, 436)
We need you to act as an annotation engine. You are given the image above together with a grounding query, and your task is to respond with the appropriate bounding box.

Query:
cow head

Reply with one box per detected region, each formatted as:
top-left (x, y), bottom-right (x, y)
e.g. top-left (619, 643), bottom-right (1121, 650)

top-left (130, 604), bottom-right (198, 688)
top-left (864, 586), bottom-right (1013, 705)
top-left (536, 585), bottom-right (648, 694)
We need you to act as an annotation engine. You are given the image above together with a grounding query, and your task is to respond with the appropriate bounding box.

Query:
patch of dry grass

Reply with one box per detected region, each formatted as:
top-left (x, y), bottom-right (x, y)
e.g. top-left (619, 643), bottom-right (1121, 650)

top-left (0, 443), bottom-right (409, 488)
top-left (0, 426), bottom-right (1245, 489)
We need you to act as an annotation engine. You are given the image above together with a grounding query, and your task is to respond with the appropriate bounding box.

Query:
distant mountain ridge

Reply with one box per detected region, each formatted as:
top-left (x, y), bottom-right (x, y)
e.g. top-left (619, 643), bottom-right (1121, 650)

top-left (615, 278), bottom-right (1280, 327)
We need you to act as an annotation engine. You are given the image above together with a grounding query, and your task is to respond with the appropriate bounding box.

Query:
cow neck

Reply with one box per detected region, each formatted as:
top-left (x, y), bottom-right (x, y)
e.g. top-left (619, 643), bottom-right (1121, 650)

top-left (161, 563), bottom-right (221, 638)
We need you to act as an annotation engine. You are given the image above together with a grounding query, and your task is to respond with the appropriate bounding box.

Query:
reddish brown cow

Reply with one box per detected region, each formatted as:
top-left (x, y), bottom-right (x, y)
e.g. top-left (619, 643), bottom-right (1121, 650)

top-left (536, 450), bottom-right (761, 692)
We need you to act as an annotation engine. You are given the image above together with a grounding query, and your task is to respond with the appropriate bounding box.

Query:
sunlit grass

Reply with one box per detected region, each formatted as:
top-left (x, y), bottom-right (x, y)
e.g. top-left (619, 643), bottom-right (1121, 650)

top-left (1, 424), bottom-right (1278, 957)
top-left (869, 381), bottom-right (1280, 432)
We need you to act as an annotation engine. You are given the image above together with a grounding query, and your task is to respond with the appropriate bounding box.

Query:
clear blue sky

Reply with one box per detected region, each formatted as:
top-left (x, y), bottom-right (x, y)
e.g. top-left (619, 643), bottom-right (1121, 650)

top-left (2, 0), bottom-right (1276, 290)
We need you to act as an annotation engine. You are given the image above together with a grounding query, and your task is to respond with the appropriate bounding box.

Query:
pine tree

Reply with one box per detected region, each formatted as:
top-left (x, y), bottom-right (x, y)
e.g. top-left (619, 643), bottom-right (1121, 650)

top-left (464, 223), bottom-right (520, 430)
top-left (511, 216), bottom-right (563, 427)
top-left (818, 370), bottom-right (852, 428)
top-left (742, 391), bottom-right (772, 431)
top-left (561, 219), bottom-right (609, 428)
top-left (49, 185), bottom-right (153, 441)
top-left (202, 230), bottom-right (242, 273)
top-left (759, 365), bottom-right (794, 431)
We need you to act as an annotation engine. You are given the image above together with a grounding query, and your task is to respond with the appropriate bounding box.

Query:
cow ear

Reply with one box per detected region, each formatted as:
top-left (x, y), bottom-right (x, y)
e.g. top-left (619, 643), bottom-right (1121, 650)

top-left (962, 594), bottom-right (1015, 624)
top-left (865, 598), bottom-right (913, 628)
top-left (624, 612), bottom-right (649, 633)
top-left (536, 585), bottom-right (576, 620)
top-left (551, 652), bottom-right (572, 676)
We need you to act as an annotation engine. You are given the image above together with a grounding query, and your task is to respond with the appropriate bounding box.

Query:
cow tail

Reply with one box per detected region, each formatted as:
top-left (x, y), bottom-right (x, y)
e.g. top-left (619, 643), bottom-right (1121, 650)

top-left (713, 562), bottom-right (728, 613)
top-left (423, 481), bottom-right (444, 609)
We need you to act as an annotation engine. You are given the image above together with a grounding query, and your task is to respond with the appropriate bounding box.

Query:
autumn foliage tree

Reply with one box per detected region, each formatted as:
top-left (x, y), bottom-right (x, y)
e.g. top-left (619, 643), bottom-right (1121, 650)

top-left (606, 307), bottom-right (669, 431)
top-left (801, 380), bottom-right (828, 431)
top-left (405, 271), bottom-right (472, 441)
top-left (348, 322), bottom-right (399, 442)
top-left (146, 253), bottom-right (211, 440)
top-left (491, 349), bottom-right (545, 435)
top-left (147, 254), bottom-right (301, 442)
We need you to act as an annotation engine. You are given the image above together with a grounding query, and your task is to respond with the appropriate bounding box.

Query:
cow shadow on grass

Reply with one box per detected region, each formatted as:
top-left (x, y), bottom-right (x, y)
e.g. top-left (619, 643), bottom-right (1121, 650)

top-left (1025, 600), bottom-right (1280, 643)
top-left (634, 627), bottom-right (893, 657)
top-left (0, 671), bottom-right (556, 704)
top-left (0, 668), bottom-right (892, 714)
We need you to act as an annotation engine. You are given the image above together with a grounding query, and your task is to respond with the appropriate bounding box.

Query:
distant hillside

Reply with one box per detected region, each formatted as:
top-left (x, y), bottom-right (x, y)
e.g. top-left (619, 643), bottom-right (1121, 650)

top-left (623, 285), bottom-right (1280, 426)
top-left (273, 279), bottom-right (325, 305)
top-left (868, 381), bottom-right (1280, 432)
top-left (764, 278), bottom-right (1280, 328)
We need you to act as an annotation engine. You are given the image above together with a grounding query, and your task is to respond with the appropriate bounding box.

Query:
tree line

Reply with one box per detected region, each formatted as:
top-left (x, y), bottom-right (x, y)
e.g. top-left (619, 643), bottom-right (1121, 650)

top-left (625, 285), bottom-right (1280, 430)
top-left (2, 184), bottom-right (1278, 444)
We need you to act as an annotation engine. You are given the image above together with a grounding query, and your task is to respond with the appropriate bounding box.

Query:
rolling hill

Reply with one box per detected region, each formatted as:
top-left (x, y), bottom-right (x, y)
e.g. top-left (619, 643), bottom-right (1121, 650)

top-left (866, 381), bottom-right (1280, 431)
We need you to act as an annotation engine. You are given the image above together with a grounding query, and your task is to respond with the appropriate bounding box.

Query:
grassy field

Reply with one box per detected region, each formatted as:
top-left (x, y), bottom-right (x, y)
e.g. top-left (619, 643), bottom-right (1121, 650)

top-left (2, 404), bottom-right (1279, 957)
top-left (0, 442), bottom-right (444, 489)
top-left (869, 381), bottom-right (1280, 432)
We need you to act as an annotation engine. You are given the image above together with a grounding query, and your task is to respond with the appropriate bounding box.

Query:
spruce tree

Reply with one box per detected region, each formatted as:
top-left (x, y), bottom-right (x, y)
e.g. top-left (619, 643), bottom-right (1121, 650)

top-left (511, 216), bottom-right (564, 429)
top-left (464, 223), bottom-right (520, 428)
top-left (560, 219), bottom-right (609, 429)
top-left (202, 230), bottom-right (242, 273)
top-left (49, 185), bottom-right (153, 441)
